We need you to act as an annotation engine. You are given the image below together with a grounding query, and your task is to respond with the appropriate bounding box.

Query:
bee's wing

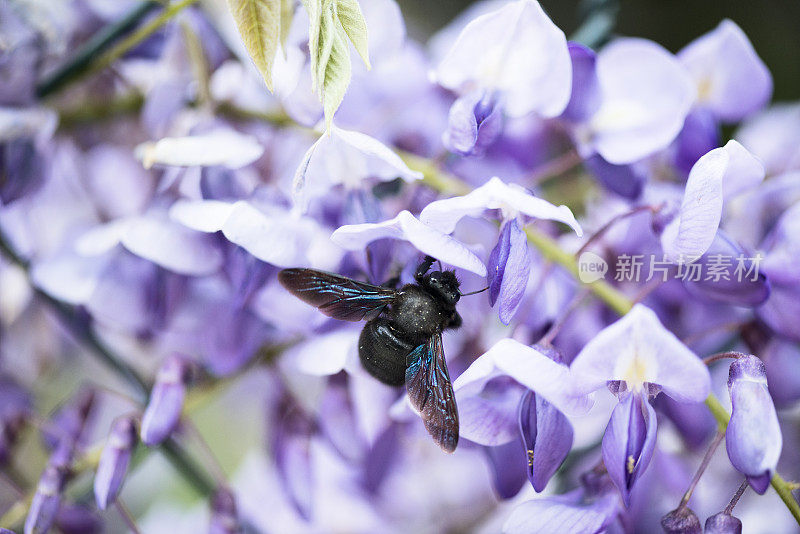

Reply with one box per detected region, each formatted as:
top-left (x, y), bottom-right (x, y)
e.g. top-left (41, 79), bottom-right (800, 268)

top-left (278, 268), bottom-right (398, 322)
top-left (405, 332), bottom-right (459, 452)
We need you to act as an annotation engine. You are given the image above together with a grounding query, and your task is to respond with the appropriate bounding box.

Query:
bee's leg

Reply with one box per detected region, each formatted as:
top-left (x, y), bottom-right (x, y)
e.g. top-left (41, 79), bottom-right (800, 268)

top-left (446, 311), bottom-right (462, 329)
top-left (414, 255), bottom-right (436, 282)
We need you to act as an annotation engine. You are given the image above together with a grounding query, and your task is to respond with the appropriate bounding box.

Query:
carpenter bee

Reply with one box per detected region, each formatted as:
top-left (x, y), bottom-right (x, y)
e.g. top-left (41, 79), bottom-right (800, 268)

top-left (278, 256), bottom-right (479, 453)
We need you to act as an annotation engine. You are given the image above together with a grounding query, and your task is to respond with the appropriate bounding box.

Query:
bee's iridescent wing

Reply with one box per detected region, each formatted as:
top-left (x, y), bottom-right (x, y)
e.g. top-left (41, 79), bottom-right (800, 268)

top-left (405, 332), bottom-right (459, 452)
top-left (278, 268), bottom-right (398, 322)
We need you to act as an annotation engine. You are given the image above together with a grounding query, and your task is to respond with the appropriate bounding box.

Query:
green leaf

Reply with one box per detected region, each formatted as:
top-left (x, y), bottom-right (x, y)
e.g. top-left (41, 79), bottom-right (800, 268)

top-left (321, 15), bottom-right (352, 128)
top-left (279, 0), bottom-right (295, 50)
top-left (305, 0), bottom-right (369, 128)
top-left (227, 0), bottom-right (281, 91)
top-left (335, 0), bottom-right (370, 68)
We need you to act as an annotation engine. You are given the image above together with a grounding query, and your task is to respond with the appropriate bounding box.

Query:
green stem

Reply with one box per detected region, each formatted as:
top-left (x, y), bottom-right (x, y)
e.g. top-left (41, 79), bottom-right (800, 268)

top-left (36, 1), bottom-right (162, 98)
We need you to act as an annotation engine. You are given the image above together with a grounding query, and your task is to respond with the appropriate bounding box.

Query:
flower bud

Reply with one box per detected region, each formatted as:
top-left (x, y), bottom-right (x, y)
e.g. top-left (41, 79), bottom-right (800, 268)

top-left (94, 416), bottom-right (138, 509)
top-left (55, 504), bottom-right (102, 534)
top-left (43, 387), bottom-right (96, 451)
top-left (660, 506), bottom-right (702, 534)
top-left (725, 355), bottom-right (781, 494)
top-left (25, 442), bottom-right (73, 534)
top-left (141, 354), bottom-right (192, 446)
top-left (704, 512), bottom-right (742, 534)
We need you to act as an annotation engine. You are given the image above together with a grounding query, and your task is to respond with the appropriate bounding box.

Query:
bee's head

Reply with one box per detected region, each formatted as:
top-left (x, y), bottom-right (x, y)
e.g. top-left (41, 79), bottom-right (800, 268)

top-left (423, 270), bottom-right (461, 306)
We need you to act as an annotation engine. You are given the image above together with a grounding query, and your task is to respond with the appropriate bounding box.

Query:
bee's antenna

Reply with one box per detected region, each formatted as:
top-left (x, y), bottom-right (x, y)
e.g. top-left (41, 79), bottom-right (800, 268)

top-left (436, 259), bottom-right (443, 271)
top-left (459, 286), bottom-right (490, 296)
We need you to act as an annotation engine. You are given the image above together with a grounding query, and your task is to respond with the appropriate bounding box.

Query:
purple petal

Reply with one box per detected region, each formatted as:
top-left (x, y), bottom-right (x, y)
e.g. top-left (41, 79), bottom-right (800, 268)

top-left (94, 416), bottom-right (137, 510)
top-left (26, 443), bottom-right (73, 534)
top-left (141, 355), bottom-right (191, 446)
top-left (682, 231), bottom-right (770, 306)
top-left (455, 338), bottom-right (594, 418)
top-left (570, 304), bottom-right (710, 403)
top-left (704, 512), bottom-right (742, 534)
top-left (435, 0), bottom-right (571, 118)
top-left (0, 139), bottom-right (46, 204)
top-left (678, 19), bottom-right (772, 123)
top-left (591, 38), bottom-right (695, 164)
top-left (503, 491), bottom-right (620, 534)
top-left (674, 108), bottom-right (721, 175)
top-left (519, 389), bottom-right (574, 492)
top-left (0, 376), bottom-right (31, 464)
top-left (583, 153), bottom-right (645, 199)
top-left (735, 103), bottom-right (800, 176)
top-left (456, 376), bottom-right (526, 446)
top-left (487, 219), bottom-right (531, 324)
top-left (360, 423), bottom-right (399, 494)
top-left (420, 177), bottom-right (583, 236)
top-left (653, 394), bottom-right (715, 450)
top-left (443, 90), bottom-right (503, 156)
top-left (43, 388), bottom-right (97, 451)
top-left (331, 210), bottom-right (487, 276)
top-left (54, 504), bottom-right (102, 534)
top-left (725, 355), bottom-right (782, 494)
top-left (272, 398), bottom-right (315, 520)
top-left (661, 140), bottom-right (764, 261)
top-left (483, 438), bottom-right (527, 500)
top-left (601, 392), bottom-right (657, 506)
top-left (562, 42), bottom-right (601, 122)
top-left (763, 341), bottom-right (800, 407)
top-left (318, 375), bottom-right (367, 462)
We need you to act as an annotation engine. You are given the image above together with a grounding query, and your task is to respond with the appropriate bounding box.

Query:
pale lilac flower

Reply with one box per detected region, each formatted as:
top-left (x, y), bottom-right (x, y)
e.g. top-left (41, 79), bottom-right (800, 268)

top-left (332, 210), bottom-right (487, 275)
top-left (660, 140), bottom-right (764, 261)
top-left (762, 340), bottom-right (800, 407)
top-left (141, 354), bottom-right (192, 446)
top-left (94, 416), bottom-right (138, 510)
top-left (725, 355), bottom-right (782, 494)
top-left (570, 304), bottom-right (710, 503)
top-left (503, 473), bottom-right (621, 534)
top-left (435, 0), bottom-right (572, 119)
top-left (75, 211), bottom-right (224, 276)
top-left (569, 38), bottom-right (695, 165)
top-left (25, 441), bottom-right (72, 534)
top-left (570, 304), bottom-right (711, 403)
top-left (735, 102), bottom-right (800, 176)
top-left (420, 176), bottom-right (581, 322)
top-left (454, 340), bottom-right (590, 492)
top-left (678, 20), bottom-right (772, 123)
top-left (292, 125), bottom-right (423, 212)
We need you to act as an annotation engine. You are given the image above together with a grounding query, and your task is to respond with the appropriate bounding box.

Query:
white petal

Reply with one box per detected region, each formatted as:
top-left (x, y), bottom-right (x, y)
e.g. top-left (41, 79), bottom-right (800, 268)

top-left (454, 338), bottom-right (594, 416)
top-left (435, 0), bottom-right (571, 118)
top-left (75, 219), bottom-right (130, 256)
top-left (31, 254), bottom-right (107, 305)
top-left (169, 199), bottom-right (237, 233)
top-left (331, 210), bottom-right (487, 276)
top-left (120, 214), bottom-right (224, 276)
top-left (135, 130), bottom-right (264, 169)
top-left (591, 38), bottom-right (695, 164)
top-left (570, 304), bottom-right (711, 402)
top-left (661, 140), bottom-right (764, 261)
top-left (420, 176), bottom-right (583, 236)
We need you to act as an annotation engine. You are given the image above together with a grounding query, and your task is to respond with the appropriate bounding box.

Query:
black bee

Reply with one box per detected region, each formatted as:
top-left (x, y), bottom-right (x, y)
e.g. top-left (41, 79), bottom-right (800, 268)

top-left (278, 256), bottom-right (469, 452)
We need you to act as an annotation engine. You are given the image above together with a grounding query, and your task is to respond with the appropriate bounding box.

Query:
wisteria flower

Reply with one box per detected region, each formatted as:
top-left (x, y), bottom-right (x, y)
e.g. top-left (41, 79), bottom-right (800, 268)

top-left (566, 38), bottom-right (695, 165)
top-left (134, 129), bottom-right (264, 169)
top-left (434, 0), bottom-right (571, 154)
top-left (570, 304), bottom-right (711, 503)
top-left (421, 177), bottom-right (582, 322)
top-left (725, 355), bottom-right (782, 494)
top-left (292, 124), bottom-right (423, 212)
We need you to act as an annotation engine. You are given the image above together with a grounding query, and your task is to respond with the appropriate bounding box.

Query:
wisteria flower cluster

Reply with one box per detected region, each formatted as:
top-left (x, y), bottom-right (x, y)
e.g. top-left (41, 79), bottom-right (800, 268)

top-left (0, 0), bottom-right (799, 533)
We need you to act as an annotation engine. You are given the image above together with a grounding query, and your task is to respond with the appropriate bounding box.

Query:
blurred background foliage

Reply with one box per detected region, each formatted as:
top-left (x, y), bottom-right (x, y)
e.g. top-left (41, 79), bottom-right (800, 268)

top-left (400, 0), bottom-right (800, 101)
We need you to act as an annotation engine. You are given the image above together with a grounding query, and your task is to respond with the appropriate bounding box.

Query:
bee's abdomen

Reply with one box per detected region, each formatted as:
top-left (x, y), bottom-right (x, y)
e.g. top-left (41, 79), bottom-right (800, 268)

top-left (359, 319), bottom-right (415, 385)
